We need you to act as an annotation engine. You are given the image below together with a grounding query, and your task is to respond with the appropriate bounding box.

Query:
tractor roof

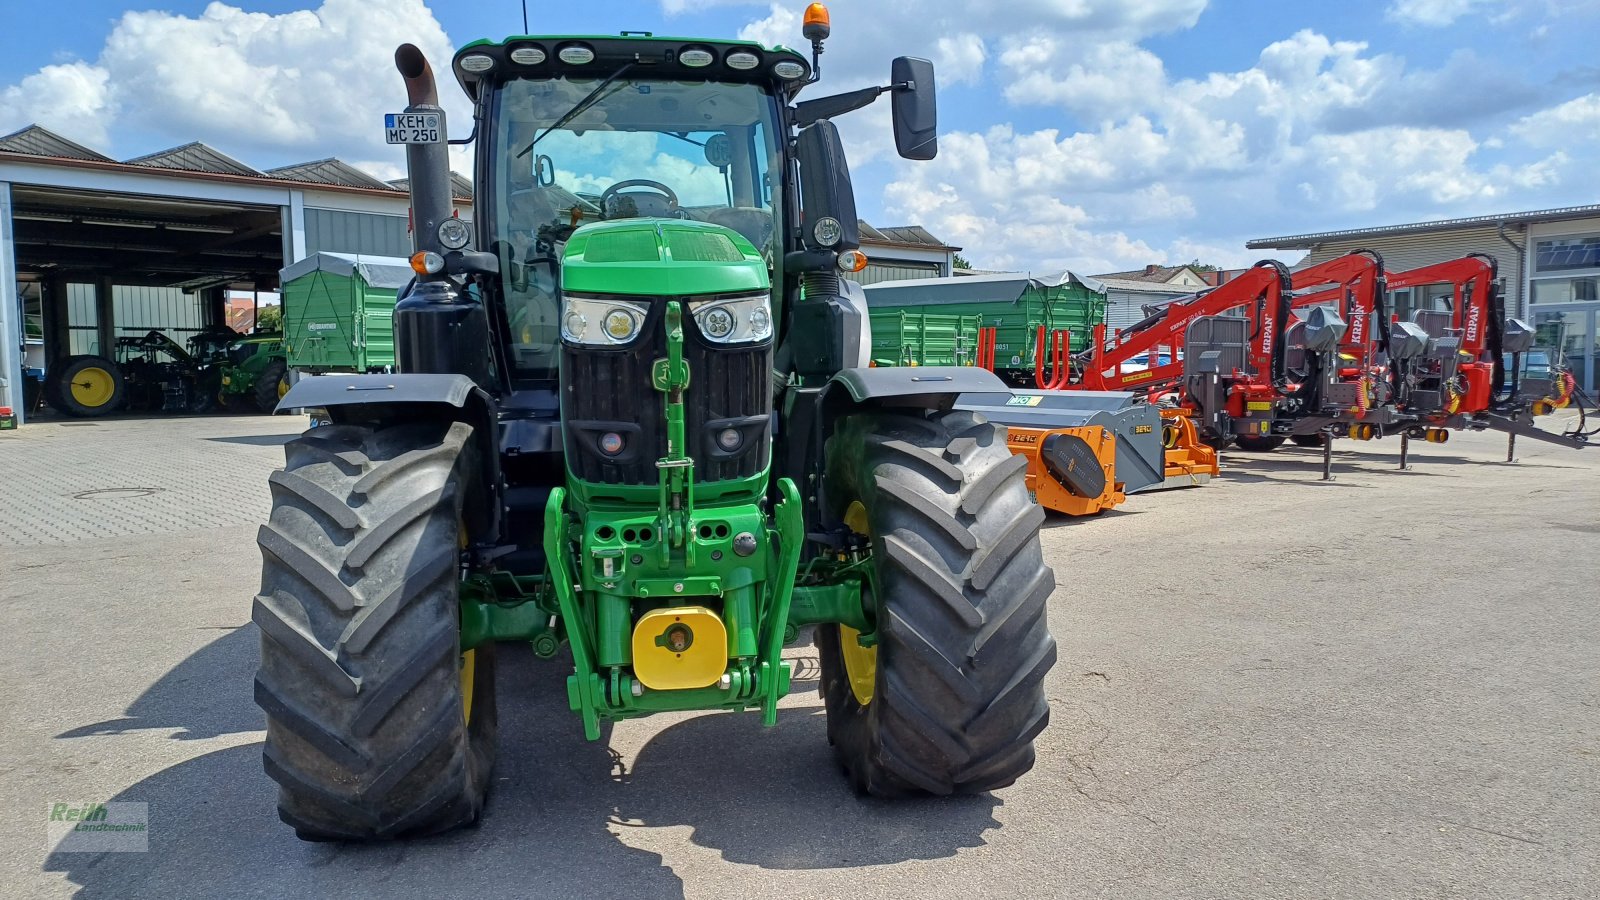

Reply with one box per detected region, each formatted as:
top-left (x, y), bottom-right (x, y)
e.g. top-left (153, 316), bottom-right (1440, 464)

top-left (451, 35), bottom-right (810, 100)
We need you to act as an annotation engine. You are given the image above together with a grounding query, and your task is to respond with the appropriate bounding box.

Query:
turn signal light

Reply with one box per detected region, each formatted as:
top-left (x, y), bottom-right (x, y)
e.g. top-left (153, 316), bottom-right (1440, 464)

top-left (803, 3), bottom-right (830, 41)
top-left (410, 251), bottom-right (444, 275)
top-left (837, 249), bottom-right (868, 273)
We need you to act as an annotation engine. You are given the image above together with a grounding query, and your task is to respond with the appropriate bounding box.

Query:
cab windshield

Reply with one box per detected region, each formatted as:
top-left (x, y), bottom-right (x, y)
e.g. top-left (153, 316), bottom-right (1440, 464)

top-left (489, 76), bottom-right (783, 377)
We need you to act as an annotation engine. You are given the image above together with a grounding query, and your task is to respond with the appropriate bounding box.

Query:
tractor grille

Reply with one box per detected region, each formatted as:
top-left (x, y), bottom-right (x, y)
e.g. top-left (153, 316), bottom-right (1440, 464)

top-left (563, 299), bottom-right (772, 486)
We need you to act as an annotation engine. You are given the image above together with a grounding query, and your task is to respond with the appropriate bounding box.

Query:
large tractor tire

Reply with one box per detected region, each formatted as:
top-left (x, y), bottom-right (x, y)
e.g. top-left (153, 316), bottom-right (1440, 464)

top-left (253, 421), bottom-right (497, 841)
top-left (45, 355), bottom-right (126, 417)
top-left (254, 359), bottom-right (290, 413)
top-left (817, 409), bottom-right (1057, 796)
top-left (1232, 435), bottom-right (1286, 452)
top-left (1289, 433), bottom-right (1326, 448)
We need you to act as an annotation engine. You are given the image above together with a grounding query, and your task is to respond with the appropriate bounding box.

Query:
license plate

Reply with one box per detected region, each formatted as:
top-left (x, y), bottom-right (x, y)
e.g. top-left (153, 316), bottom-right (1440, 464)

top-left (385, 112), bottom-right (442, 144)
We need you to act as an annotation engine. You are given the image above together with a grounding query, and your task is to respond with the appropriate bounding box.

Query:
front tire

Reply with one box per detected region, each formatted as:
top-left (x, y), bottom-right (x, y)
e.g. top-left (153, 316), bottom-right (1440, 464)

top-left (818, 410), bottom-right (1057, 796)
top-left (253, 421), bottom-right (497, 841)
top-left (1289, 433), bottom-right (1326, 448)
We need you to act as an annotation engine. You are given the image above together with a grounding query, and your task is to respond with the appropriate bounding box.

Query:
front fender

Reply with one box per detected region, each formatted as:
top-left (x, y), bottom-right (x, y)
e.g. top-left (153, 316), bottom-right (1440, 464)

top-left (276, 372), bottom-right (482, 413)
top-left (827, 366), bottom-right (1008, 407)
top-left (277, 372), bottom-right (502, 541)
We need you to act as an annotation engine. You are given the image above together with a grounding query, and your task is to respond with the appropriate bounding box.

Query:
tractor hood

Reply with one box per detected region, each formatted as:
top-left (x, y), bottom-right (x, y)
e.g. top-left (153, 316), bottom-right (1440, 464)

top-left (561, 219), bottom-right (770, 297)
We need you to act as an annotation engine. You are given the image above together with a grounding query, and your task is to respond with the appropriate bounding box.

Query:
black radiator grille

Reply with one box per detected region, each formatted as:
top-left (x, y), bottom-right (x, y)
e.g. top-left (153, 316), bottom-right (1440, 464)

top-left (562, 299), bottom-right (772, 486)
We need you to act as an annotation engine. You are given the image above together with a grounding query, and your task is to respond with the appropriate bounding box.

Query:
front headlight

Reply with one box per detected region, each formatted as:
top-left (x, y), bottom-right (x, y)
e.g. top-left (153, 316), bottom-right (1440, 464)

top-left (689, 293), bottom-right (773, 345)
top-left (561, 294), bottom-right (649, 346)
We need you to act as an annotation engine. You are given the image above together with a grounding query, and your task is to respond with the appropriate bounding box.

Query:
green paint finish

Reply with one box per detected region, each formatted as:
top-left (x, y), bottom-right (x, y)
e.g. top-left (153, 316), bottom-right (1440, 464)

top-left (562, 220), bottom-right (769, 297)
top-left (218, 333), bottom-right (284, 398)
top-left (541, 477), bottom-right (803, 734)
top-left (280, 261), bottom-right (402, 372)
top-left (786, 581), bottom-right (870, 637)
top-left (863, 277), bottom-right (1108, 369)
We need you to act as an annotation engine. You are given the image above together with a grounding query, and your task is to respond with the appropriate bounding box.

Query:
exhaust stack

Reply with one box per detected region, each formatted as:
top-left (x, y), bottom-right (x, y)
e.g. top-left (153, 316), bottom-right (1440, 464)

top-left (394, 43), bottom-right (452, 259)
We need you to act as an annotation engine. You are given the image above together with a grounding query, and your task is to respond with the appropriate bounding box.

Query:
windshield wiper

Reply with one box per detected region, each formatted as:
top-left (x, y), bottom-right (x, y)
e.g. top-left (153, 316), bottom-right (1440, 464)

top-left (518, 63), bottom-right (635, 158)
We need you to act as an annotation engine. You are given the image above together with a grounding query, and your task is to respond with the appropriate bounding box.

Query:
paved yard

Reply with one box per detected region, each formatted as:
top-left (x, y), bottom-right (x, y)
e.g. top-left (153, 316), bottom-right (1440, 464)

top-left (1, 412), bottom-right (1598, 898)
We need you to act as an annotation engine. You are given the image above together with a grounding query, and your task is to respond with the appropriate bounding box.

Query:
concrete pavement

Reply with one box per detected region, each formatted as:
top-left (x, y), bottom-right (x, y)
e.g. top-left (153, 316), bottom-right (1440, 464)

top-left (2, 413), bottom-right (1598, 898)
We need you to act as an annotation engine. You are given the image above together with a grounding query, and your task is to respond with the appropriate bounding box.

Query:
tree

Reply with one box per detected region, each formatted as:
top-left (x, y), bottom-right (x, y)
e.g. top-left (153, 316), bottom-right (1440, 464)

top-left (953, 253), bottom-right (973, 270)
top-left (1187, 259), bottom-right (1220, 273)
top-left (255, 305), bottom-right (283, 333)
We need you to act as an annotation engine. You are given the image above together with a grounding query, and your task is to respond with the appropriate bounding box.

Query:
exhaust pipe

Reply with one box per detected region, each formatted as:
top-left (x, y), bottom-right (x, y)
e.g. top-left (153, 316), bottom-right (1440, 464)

top-left (394, 43), bottom-right (452, 260)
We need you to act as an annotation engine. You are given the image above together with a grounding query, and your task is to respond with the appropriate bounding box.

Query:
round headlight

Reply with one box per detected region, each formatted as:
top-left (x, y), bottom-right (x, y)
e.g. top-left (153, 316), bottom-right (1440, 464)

top-left (680, 47), bottom-right (714, 67)
top-left (558, 44), bottom-right (595, 65)
top-left (813, 216), bottom-right (842, 247)
top-left (509, 46), bottom-right (546, 65)
top-left (436, 217), bottom-right (470, 250)
top-left (717, 427), bottom-right (743, 451)
top-left (562, 311), bottom-right (587, 341)
top-left (748, 304), bottom-right (771, 336)
top-left (773, 60), bottom-right (806, 80)
top-left (702, 307), bottom-right (735, 339)
top-left (725, 51), bottom-right (760, 70)
top-left (599, 432), bottom-right (625, 455)
top-left (604, 308), bottom-right (639, 341)
top-left (458, 54), bottom-right (495, 73)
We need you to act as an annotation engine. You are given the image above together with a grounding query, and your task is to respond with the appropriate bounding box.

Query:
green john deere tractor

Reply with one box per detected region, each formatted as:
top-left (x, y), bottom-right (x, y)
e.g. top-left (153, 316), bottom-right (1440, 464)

top-left (215, 332), bottom-right (289, 412)
top-left (256, 10), bottom-right (1057, 841)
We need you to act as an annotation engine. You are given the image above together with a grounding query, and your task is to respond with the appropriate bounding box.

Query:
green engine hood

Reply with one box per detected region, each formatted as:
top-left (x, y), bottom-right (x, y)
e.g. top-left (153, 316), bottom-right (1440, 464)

top-left (561, 219), bottom-right (770, 296)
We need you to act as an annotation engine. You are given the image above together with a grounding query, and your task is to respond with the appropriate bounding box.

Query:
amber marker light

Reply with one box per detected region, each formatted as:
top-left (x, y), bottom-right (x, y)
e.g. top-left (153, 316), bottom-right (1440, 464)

top-left (803, 3), bottom-right (830, 41)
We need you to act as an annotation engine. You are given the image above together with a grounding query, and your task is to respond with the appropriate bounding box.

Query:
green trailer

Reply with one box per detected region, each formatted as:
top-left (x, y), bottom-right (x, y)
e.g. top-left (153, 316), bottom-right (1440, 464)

top-left (867, 310), bottom-right (984, 367)
top-left (862, 271), bottom-right (1107, 383)
top-left (279, 252), bottom-right (410, 374)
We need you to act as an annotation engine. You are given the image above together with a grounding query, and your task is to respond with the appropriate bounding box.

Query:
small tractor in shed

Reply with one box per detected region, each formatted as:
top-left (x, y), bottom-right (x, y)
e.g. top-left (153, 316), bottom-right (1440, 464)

top-left (254, 7), bottom-right (1057, 842)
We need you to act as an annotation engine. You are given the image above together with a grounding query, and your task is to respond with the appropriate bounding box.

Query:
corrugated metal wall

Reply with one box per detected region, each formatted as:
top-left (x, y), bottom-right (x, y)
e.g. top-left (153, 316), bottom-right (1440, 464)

top-left (1300, 225), bottom-right (1525, 316)
top-left (847, 259), bottom-right (943, 286)
top-left (66, 283), bottom-right (97, 356)
top-left (1105, 288), bottom-right (1189, 330)
top-left (113, 285), bottom-right (207, 342)
top-left (304, 208), bottom-right (412, 258)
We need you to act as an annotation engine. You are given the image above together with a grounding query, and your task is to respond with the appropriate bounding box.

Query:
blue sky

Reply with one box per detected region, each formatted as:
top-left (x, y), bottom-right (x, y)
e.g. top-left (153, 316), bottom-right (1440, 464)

top-left (3, 0), bottom-right (1598, 272)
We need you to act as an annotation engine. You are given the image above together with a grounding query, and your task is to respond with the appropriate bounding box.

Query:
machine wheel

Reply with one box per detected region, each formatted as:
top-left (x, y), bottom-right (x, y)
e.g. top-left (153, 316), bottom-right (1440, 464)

top-left (817, 409), bottom-right (1057, 796)
top-left (254, 359), bottom-right (289, 413)
top-left (1289, 434), bottom-right (1326, 448)
top-left (45, 355), bottom-right (126, 417)
top-left (1232, 435), bottom-right (1286, 452)
top-left (254, 421), bottom-right (497, 841)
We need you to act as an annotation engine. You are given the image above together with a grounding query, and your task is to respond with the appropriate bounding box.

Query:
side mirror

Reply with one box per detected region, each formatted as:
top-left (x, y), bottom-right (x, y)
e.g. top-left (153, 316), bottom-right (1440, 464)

top-left (891, 56), bottom-right (937, 160)
top-left (795, 120), bottom-right (860, 253)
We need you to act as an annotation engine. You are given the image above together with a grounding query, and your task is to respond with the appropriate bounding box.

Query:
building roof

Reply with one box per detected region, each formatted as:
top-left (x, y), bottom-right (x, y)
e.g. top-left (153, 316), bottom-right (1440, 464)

top-left (0, 122), bottom-right (465, 201)
top-left (1094, 264), bottom-right (1201, 284)
top-left (1247, 204), bottom-right (1600, 249)
top-left (859, 221), bottom-right (960, 251)
top-left (862, 270), bottom-right (1104, 306)
top-left (390, 172), bottom-right (476, 202)
top-left (1096, 276), bottom-right (1198, 294)
top-left (125, 141), bottom-right (261, 177)
top-left (264, 158), bottom-right (395, 191)
top-left (0, 124), bottom-right (113, 162)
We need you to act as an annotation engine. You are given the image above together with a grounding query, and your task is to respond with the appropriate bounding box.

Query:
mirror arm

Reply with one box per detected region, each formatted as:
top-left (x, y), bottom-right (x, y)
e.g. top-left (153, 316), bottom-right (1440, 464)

top-left (792, 85), bottom-right (888, 129)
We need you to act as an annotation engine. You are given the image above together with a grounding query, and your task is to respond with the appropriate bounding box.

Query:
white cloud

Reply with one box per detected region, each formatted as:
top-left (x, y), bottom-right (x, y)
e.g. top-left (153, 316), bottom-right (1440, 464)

top-left (935, 34), bottom-right (987, 86)
top-left (0, 62), bottom-right (112, 146)
top-left (1386, 0), bottom-right (1505, 27)
top-left (736, 4), bottom-right (799, 48)
top-left (0, 0), bottom-right (459, 170)
top-left (1511, 92), bottom-right (1600, 146)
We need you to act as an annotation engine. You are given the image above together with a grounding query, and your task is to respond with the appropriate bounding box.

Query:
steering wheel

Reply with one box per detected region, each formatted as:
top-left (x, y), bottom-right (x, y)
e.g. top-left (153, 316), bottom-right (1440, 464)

top-left (599, 179), bottom-right (679, 219)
